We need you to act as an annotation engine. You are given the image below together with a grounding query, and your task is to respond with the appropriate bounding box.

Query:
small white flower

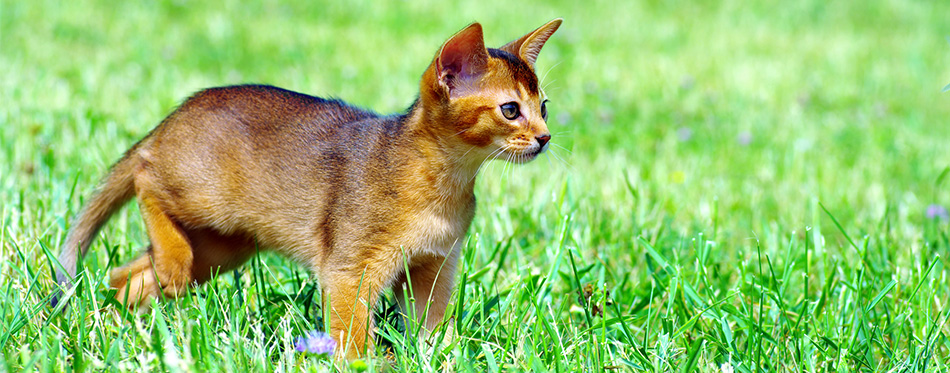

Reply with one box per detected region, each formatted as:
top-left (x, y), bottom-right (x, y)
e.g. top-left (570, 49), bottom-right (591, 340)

top-left (721, 362), bottom-right (734, 373)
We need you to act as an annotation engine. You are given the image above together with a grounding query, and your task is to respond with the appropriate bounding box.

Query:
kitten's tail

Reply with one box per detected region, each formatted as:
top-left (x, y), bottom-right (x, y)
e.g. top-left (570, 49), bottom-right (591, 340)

top-left (53, 151), bottom-right (138, 303)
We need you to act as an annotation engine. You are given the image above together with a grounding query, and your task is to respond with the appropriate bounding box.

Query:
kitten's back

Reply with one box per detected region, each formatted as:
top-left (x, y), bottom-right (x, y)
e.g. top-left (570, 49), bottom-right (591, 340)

top-left (135, 85), bottom-right (400, 251)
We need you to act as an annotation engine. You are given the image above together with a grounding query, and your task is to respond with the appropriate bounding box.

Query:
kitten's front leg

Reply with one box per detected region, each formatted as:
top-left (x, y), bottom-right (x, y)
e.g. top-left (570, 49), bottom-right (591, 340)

top-left (323, 269), bottom-right (385, 360)
top-left (395, 251), bottom-right (460, 331)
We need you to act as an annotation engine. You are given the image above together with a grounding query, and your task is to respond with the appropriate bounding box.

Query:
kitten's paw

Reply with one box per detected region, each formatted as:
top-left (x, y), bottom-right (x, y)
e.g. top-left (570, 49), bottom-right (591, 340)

top-left (155, 261), bottom-right (193, 297)
top-left (110, 267), bottom-right (160, 309)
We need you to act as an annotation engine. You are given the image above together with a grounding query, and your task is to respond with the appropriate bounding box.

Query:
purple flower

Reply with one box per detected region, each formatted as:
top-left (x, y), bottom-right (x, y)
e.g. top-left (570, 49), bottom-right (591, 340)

top-left (737, 131), bottom-right (753, 146)
top-left (677, 127), bottom-right (693, 142)
top-left (926, 204), bottom-right (949, 221)
top-left (295, 331), bottom-right (335, 356)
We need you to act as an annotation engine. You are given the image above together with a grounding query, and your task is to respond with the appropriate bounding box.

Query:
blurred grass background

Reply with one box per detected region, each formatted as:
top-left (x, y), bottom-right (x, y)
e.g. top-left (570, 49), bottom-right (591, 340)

top-left (3, 0), bottom-right (950, 371)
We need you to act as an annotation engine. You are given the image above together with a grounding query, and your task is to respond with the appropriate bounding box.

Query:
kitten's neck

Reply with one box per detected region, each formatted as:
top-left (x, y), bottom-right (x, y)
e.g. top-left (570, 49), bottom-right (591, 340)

top-left (402, 102), bottom-right (484, 201)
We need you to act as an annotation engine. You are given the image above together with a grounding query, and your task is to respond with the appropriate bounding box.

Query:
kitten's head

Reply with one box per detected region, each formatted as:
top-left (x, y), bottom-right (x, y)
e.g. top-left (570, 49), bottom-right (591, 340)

top-left (421, 19), bottom-right (562, 165)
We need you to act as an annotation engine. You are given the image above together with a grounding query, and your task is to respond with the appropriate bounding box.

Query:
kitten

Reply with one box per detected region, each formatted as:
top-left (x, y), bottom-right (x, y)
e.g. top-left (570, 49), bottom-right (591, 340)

top-left (55, 19), bottom-right (562, 359)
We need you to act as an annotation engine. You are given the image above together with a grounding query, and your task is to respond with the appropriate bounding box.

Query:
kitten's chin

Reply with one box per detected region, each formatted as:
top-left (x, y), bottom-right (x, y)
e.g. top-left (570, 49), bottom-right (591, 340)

top-left (502, 148), bottom-right (544, 164)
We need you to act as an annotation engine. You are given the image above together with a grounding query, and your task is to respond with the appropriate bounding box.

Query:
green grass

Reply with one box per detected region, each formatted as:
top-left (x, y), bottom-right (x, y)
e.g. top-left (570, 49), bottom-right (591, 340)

top-left (3, 0), bottom-right (950, 371)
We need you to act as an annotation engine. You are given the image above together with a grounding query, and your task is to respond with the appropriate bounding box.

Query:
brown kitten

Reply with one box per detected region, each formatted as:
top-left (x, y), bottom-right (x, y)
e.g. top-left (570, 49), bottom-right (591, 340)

top-left (55, 18), bottom-right (562, 359)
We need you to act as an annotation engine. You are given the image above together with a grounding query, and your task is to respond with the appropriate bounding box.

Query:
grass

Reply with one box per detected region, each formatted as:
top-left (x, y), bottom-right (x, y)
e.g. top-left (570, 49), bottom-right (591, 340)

top-left (3, 0), bottom-right (950, 371)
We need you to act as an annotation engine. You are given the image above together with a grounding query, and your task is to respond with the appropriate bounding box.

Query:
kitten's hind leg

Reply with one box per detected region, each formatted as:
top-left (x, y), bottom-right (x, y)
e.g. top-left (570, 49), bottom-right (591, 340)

top-left (109, 190), bottom-right (195, 309)
top-left (137, 191), bottom-right (194, 298)
top-left (109, 226), bottom-right (254, 310)
top-left (109, 247), bottom-right (160, 310)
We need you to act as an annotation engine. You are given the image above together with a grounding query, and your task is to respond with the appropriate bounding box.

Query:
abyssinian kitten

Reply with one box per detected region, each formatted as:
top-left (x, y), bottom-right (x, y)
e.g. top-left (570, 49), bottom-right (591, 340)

top-left (55, 19), bottom-right (561, 359)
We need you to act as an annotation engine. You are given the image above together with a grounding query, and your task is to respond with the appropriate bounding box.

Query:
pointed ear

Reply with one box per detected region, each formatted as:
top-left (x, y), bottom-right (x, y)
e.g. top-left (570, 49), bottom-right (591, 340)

top-left (500, 18), bottom-right (562, 69)
top-left (436, 23), bottom-right (489, 94)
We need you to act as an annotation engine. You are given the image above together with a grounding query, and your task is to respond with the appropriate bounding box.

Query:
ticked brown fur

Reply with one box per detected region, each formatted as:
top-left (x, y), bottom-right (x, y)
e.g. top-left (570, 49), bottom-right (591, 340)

top-left (56, 19), bottom-right (562, 359)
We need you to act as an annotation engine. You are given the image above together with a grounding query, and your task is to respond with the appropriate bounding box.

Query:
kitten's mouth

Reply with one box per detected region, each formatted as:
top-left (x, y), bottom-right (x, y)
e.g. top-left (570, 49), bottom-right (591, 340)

top-left (505, 147), bottom-right (544, 164)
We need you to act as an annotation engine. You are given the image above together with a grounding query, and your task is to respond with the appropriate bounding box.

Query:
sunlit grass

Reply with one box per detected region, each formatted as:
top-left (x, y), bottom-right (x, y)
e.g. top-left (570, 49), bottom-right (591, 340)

top-left (2, 0), bottom-right (950, 371)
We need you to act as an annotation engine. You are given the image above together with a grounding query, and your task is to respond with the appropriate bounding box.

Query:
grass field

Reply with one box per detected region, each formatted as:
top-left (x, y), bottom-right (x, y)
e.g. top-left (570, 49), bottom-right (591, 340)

top-left (3, 0), bottom-right (950, 371)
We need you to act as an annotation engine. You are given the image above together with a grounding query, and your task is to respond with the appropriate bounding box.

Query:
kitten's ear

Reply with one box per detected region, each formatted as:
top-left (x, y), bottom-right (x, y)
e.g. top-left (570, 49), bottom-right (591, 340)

top-left (436, 23), bottom-right (489, 94)
top-left (500, 18), bottom-right (562, 69)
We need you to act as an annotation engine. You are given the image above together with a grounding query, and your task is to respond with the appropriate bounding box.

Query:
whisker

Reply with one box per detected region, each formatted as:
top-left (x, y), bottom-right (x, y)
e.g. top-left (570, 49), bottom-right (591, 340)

top-left (548, 148), bottom-right (565, 165)
top-left (548, 147), bottom-right (573, 172)
top-left (539, 61), bottom-right (563, 90)
top-left (471, 146), bottom-right (508, 183)
top-left (503, 150), bottom-right (514, 183)
top-left (459, 145), bottom-right (478, 161)
top-left (550, 143), bottom-right (573, 155)
top-left (518, 153), bottom-right (525, 180)
top-left (509, 151), bottom-right (518, 182)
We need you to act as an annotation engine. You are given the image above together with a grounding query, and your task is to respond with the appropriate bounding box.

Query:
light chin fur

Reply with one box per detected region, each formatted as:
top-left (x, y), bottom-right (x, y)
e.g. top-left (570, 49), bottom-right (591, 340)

top-left (502, 149), bottom-right (542, 164)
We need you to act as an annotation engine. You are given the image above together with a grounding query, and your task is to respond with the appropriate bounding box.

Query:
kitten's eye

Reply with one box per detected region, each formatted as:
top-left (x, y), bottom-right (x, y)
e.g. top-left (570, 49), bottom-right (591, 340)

top-left (541, 100), bottom-right (549, 121)
top-left (500, 102), bottom-right (520, 120)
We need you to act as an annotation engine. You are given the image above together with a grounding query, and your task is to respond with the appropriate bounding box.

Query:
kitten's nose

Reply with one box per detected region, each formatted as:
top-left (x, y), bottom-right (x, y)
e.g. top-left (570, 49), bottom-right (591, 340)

top-left (536, 134), bottom-right (551, 148)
